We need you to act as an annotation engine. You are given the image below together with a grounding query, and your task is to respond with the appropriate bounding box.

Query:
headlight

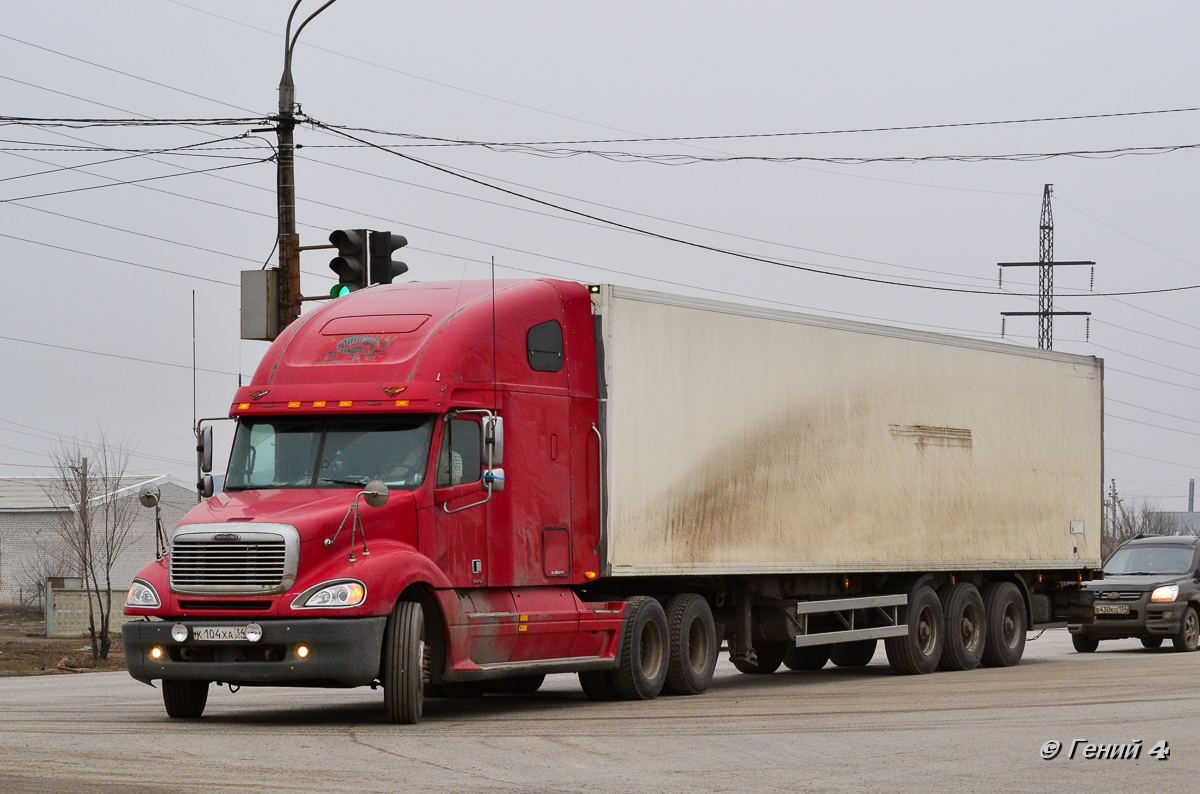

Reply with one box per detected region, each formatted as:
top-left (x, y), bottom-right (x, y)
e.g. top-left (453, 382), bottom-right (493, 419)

top-left (171, 624), bottom-right (189, 643)
top-left (291, 580), bottom-right (367, 609)
top-left (127, 580), bottom-right (160, 608)
top-left (1151, 585), bottom-right (1179, 603)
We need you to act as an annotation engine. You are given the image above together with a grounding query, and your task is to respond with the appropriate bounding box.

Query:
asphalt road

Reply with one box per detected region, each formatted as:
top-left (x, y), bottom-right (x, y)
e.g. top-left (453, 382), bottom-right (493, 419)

top-left (0, 628), bottom-right (1195, 793)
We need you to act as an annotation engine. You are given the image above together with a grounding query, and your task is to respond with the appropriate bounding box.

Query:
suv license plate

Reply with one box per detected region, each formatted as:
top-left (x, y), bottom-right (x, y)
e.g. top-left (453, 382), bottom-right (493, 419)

top-left (1094, 604), bottom-right (1130, 615)
top-left (192, 626), bottom-right (248, 642)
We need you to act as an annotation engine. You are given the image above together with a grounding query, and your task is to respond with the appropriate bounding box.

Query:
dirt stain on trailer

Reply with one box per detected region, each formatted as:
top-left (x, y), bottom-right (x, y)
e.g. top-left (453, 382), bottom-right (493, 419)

top-left (627, 390), bottom-right (1074, 567)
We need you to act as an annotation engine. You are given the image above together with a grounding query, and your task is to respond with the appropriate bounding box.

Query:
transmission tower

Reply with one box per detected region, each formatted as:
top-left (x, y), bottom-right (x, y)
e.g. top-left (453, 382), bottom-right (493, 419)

top-left (999, 184), bottom-right (1094, 350)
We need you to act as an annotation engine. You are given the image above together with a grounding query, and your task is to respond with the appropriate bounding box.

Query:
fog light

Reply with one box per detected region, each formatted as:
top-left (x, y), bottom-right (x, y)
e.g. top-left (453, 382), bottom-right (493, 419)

top-left (245, 623), bottom-right (262, 643)
top-left (149, 646), bottom-right (164, 660)
top-left (296, 644), bottom-right (310, 659)
top-left (171, 624), bottom-right (188, 643)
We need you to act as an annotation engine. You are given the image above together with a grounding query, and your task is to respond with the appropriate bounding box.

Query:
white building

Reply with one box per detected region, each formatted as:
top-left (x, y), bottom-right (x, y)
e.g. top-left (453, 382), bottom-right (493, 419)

top-left (0, 476), bottom-right (194, 605)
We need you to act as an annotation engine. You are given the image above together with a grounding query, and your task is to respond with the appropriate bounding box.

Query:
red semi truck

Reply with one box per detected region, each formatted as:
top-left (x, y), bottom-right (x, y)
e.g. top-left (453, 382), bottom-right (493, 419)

top-left (124, 279), bottom-right (1103, 722)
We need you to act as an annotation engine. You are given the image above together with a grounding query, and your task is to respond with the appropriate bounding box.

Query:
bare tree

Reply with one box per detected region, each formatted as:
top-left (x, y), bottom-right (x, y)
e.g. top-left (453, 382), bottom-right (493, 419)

top-left (1102, 496), bottom-right (1181, 561)
top-left (45, 432), bottom-right (139, 661)
top-left (16, 537), bottom-right (72, 611)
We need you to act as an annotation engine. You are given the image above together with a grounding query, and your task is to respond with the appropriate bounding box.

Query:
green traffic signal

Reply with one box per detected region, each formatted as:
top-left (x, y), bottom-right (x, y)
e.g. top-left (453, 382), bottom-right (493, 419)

top-left (330, 284), bottom-right (351, 298)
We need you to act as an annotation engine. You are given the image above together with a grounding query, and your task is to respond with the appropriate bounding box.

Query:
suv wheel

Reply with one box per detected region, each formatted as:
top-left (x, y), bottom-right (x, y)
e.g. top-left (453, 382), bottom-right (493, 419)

top-left (1172, 606), bottom-right (1200, 652)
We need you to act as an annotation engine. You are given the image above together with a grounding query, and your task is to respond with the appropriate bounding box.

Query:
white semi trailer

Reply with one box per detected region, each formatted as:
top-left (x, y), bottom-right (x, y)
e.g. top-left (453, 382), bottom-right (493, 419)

top-left (588, 285), bottom-right (1102, 674)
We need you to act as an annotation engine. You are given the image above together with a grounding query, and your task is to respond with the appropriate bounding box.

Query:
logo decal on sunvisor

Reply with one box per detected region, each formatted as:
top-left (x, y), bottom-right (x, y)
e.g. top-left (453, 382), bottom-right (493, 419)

top-left (317, 335), bottom-right (392, 364)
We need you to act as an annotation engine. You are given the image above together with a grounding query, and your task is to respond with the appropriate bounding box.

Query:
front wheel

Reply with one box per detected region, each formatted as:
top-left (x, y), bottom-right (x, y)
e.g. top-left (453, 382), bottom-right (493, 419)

top-left (1172, 606), bottom-right (1200, 652)
top-left (1141, 636), bottom-right (1163, 649)
top-left (383, 601), bottom-right (425, 724)
top-left (162, 680), bottom-right (209, 719)
top-left (1072, 633), bottom-right (1099, 653)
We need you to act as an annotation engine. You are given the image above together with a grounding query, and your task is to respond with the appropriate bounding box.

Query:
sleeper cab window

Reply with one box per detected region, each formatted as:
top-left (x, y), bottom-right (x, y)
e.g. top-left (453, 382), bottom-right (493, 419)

top-left (527, 320), bottom-right (564, 373)
top-left (437, 418), bottom-right (482, 487)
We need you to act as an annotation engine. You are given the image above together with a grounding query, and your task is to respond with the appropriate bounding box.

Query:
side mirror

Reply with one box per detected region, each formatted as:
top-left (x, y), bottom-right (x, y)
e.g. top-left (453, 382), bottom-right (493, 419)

top-left (483, 467), bottom-right (505, 493)
top-left (483, 416), bottom-right (503, 466)
top-left (198, 425), bottom-right (213, 474)
top-left (198, 474), bottom-right (214, 499)
top-left (363, 480), bottom-right (389, 509)
top-left (138, 482), bottom-right (160, 508)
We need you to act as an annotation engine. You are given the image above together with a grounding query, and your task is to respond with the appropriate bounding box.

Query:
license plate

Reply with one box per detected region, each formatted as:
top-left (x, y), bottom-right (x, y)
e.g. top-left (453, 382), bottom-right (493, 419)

top-left (1094, 604), bottom-right (1130, 615)
top-left (192, 626), bottom-right (248, 642)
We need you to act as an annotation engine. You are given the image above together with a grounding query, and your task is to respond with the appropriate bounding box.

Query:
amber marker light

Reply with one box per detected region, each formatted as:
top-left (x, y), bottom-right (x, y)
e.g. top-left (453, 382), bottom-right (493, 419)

top-left (296, 645), bottom-right (310, 659)
top-left (149, 646), bottom-right (164, 660)
top-left (338, 400), bottom-right (353, 408)
top-left (288, 402), bottom-right (301, 408)
top-left (238, 403), bottom-right (250, 410)
top-left (312, 401), bottom-right (327, 408)
top-left (395, 400), bottom-right (409, 407)
top-left (584, 571), bottom-right (597, 580)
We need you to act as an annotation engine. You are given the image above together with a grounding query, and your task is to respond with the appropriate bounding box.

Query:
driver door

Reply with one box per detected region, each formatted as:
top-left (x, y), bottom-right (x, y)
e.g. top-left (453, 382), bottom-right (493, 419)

top-left (431, 415), bottom-right (488, 587)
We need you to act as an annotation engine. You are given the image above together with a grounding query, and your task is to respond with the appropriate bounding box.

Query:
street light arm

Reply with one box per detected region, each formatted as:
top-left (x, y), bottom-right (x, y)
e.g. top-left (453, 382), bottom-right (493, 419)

top-left (284, 0), bottom-right (340, 74)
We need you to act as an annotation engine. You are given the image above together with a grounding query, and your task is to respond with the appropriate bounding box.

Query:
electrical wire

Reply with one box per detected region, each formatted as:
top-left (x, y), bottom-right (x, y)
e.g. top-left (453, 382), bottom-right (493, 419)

top-left (1, 156), bottom-right (270, 203)
top-left (0, 232), bottom-right (237, 287)
top-left (0, 333), bottom-right (238, 376)
top-left (306, 116), bottom-right (1200, 299)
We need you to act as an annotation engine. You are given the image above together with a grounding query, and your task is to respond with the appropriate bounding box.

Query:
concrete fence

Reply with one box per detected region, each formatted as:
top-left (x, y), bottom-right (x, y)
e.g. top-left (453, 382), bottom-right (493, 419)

top-left (44, 584), bottom-right (134, 639)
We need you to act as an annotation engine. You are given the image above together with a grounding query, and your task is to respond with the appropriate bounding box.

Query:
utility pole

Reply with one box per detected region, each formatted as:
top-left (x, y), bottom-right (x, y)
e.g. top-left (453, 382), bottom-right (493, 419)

top-left (240, 1), bottom-right (340, 343)
top-left (999, 184), bottom-right (1095, 350)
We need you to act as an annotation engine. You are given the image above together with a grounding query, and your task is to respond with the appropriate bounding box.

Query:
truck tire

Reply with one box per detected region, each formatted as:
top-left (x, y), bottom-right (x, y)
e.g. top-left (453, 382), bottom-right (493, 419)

top-left (885, 585), bottom-right (944, 675)
top-left (828, 639), bottom-right (877, 668)
top-left (578, 670), bottom-right (618, 701)
top-left (162, 680), bottom-right (209, 719)
top-left (1141, 636), bottom-right (1163, 649)
top-left (610, 596), bottom-right (670, 700)
top-left (937, 583), bottom-right (986, 671)
top-left (1172, 606), bottom-right (1200, 652)
top-left (784, 644), bottom-right (830, 671)
top-left (497, 675), bottom-right (545, 695)
top-left (980, 582), bottom-right (1026, 667)
top-left (663, 594), bottom-right (718, 695)
top-left (731, 641), bottom-right (787, 674)
top-left (383, 600), bottom-right (425, 724)
top-left (1072, 633), bottom-right (1099, 653)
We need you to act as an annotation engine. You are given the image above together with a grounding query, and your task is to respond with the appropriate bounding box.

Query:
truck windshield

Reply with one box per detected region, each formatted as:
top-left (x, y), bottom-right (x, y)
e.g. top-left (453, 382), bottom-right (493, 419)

top-left (1103, 545), bottom-right (1195, 576)
top-left (225, 415), bottom-right (435, 491)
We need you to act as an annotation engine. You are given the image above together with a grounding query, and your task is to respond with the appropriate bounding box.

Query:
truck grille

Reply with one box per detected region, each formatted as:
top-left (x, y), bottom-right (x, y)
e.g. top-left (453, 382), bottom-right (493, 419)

top-left (169, 524), bottom-right (299, 595)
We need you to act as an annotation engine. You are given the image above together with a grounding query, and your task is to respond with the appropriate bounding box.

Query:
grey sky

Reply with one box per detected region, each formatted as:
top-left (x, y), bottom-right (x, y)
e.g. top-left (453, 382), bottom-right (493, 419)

top-left (1, 1), bottom-right (1197, 509)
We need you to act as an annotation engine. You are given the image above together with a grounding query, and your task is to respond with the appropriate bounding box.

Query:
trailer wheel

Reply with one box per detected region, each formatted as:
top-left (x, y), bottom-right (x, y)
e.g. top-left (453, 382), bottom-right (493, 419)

top-left (828, 639), bottom-right (877, 668)
top-left (610, 596), bottom-right (670, 699)
top-left (1141, 636), bottom-right (1163, 649)
top-left (1071, 633), bottom-right (1099, 653)
top-left (885, 585), bottom-right (944, 675)
top-left (662, 594), bottom-right (718, 695)
top-left (937, 583), bottom-right (986, 671)
top-left (162, 680), bottom-right (209, 719)
top-left (980, 582), bottom-right (1026, 667)
top-left (383, 600), bottom-right (425, 724)
top-left (1172, 606), bottom-right (1200, 652)
top-left (731, 641), bottom-right (787, 674)
top-left (578, 670), bottom-right (618, 701)
top-left (783, 645), bottom-right (830, 671)
top-left (497, 675), bottom-right (545, 695)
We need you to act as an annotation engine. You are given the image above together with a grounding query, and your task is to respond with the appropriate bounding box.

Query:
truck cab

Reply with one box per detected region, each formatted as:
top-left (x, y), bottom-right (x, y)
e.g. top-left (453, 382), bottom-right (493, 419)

top-left (124, 279), bottom-right (629, 721)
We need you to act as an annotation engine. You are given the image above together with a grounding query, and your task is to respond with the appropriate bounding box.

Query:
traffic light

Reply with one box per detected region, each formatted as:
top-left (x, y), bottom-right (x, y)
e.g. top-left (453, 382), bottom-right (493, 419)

top-left (328, 229), bottom-right (366, 297)
top-left (369, 231), bottom-right (408, 285)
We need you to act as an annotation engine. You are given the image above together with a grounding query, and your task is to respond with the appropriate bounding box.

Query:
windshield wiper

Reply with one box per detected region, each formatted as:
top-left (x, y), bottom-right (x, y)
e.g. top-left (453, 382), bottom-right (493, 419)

top-left (319, 476), bottom-right (369, 487)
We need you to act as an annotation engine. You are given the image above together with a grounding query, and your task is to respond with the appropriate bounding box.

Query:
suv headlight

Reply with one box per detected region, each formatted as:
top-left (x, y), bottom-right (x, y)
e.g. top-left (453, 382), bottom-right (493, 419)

top-left (1150, 584), bottom-right (1179, 603)
top-left (127, 580), bottom-right (160, 608)
top-left (291, 580), bottom-right (367, 609)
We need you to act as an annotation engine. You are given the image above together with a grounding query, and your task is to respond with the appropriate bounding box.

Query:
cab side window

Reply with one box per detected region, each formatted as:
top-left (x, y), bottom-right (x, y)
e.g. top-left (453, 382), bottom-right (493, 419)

top-left (437, 418), bottom-right (481, 487)
top-left (527, 320), bottom-right (564, 373)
